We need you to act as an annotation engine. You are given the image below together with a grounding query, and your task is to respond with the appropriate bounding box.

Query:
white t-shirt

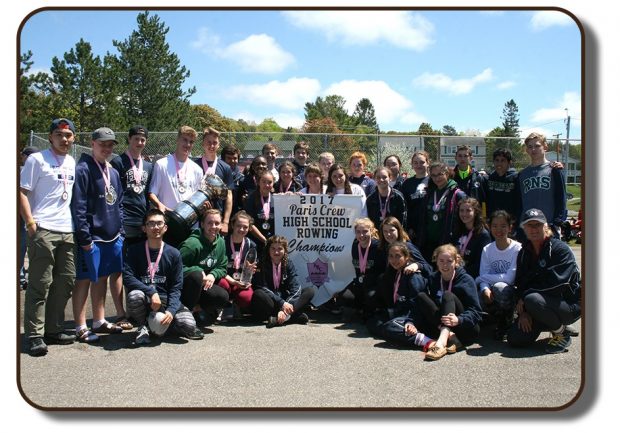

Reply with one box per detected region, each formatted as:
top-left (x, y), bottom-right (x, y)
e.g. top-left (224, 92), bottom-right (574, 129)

top-left (149, 154), bottom-right (204, 210)
top-left (20, 149), bottom-right (75, 233)
top-left (475, 240), bottom-right (522, 293)
top-left (335, 183), bottom-right (367, 217)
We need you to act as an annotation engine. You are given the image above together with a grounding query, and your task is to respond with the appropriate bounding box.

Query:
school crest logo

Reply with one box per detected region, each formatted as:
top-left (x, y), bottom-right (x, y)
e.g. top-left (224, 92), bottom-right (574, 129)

top-left (306, 258), bottom-right (330, 287)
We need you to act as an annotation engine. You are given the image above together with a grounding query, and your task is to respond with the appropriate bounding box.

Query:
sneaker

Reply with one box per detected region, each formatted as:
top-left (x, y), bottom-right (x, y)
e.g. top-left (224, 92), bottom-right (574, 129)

top-left (186, 328), bottom-right (204, 340)
top-left (135, 326), bottom-right (151, 345)
top-left (266, 316), bottom-right (279, 328)
top-left (44, 332), bottom-right (76, 345)
top-left (295, 313), bottom-right (309, 325)
top-left (424, 344), bottom-right (447, 361)
top-left (565, 324), bottom-right (580, 337)
top-left (546, 330), bottom-right (572, 354)
top-left (29, 337), bottom-right (48, 356)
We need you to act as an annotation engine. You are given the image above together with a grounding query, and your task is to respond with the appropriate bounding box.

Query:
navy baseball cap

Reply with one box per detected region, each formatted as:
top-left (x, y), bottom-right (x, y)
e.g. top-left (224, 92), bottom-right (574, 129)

top-left (520, 208), bottom-right (547, 227)
top-left (49, 118), bottom-right (76, 134)
top-left (92, 127), bottom-right (118, 143)
top-left (129, 125), bottom-right (148, 138)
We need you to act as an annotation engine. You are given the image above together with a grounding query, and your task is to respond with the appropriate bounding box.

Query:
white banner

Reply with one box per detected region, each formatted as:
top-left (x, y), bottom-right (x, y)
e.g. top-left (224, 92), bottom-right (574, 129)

top-left (274, 194), bottom-right (363, 306)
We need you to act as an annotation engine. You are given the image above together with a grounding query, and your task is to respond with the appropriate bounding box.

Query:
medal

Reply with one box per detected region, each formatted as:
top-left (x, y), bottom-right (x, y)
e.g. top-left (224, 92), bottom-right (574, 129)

top-left (432, 213), bottom-right (439, 222)
top-left (50, 149), bottom-right (69, 202)
top-left (262, 222), bottom-right (270, 230)
top-left (233, 272), bottom-right (241, 280)
top-left (105, 186), bottom-right (117, 205)
top-left (358, 275), bottom-right (364, 283)
top-left (61, 191), bottom-right (68, 201)
top-left (95, 158), bottom-right (116, 205)
top-left (178, 184), bottom-right (186, 194)
top-left (173, 153), bottom-right (188, 195)
top-left (133, 184), bottom-right (143, 194)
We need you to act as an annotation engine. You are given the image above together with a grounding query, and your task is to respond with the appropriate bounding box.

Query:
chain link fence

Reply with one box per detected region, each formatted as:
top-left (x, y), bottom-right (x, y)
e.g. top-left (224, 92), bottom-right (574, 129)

top-left (29, 131), bottom-right (581, 182)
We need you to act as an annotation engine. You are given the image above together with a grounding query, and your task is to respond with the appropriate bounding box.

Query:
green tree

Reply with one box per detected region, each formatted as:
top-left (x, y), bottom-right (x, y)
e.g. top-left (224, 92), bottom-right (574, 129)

top-left (108, 11), bottom-right (196, 130)
top-left (501, 99), bottom-right (520, 137)
top-left (304, 95), bottom-right (352, 128)
top-left (352, 98), bottom-right (379, 131)
top-left (417, 122), bottom-right (441, 160)
top-left (442, 125), bottom-right (458, 136)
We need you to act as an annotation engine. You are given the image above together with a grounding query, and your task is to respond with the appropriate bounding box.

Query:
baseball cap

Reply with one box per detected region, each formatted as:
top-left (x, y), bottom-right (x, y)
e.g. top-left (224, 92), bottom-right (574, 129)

top-left (92, 127), bottom-right (118, 143)
top-left (147, 311), bottom-right (170, 336)
top-left (129, 125), bottom-right (148, 138)
top-left (49, 118), bottom-right (76, 134)
top-left (520, 208), bottom-right (547, 227)
top-left (21, 146), bottom-right (39, 157)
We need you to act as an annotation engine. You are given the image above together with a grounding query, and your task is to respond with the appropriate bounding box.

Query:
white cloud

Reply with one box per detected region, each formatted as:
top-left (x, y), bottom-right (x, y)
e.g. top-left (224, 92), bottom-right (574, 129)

top-left (226, 77), bottom-right (321, 110)
top-left (269, 113), bottom-right (306, 129)
top-left (497, 81), bottom-right (516, 90)
top-left (530, 92), bottom-right (581, 128)
top-left (323, 80), bottom-right (419, 127)
top-left (282, 11), bottom-right (434, 51)
top-left (192, 28), bottom-right (294, 74)
top-left (413, 68), bottom-right (494, 95)
top-left (530, 11), bottom-right (574, 31)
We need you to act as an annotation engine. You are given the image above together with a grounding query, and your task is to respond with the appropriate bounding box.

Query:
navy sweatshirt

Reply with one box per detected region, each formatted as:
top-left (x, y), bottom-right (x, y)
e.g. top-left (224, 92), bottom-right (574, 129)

top-left (427, 266), bottom-right (482, 330)
top-left (365, 187), bottom-right (408, 231)
top-left (251, 260), bottom-right (303, 307)
top-left (110, 153), bottom-right (153, 229)
top-left (192, 157), bottom-right (233, 214)
top-left (451, 228), bottom-right (493, 279)
top-left (244, 191), bottom-right (276, 240)
top-left (485, 167), bottom-right (521, 220)
top-left (351, 239), bottom-right (385, 285)
top-left (400, 176), bottom-right (429, 236)
top-left (122, 242), bottom-right (184, 316)
top-left (224, 235), bottom-right (257, 276)
top-left (71, 153), bottom-right (124, 246)
top-left (453, 166), bottom-right (488, 206)
top-left (349, 174), bottom-right (377, 197)
top-left (379, 267), bottom-right (427, 319)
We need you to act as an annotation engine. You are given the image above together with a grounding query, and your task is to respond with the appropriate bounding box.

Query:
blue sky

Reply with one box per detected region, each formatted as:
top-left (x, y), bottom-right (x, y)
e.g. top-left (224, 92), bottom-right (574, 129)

top-left (20, 9), bottom-right (581, 140)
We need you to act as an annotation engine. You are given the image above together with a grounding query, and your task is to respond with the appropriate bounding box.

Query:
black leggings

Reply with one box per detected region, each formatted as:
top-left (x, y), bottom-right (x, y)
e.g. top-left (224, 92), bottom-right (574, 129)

top-left (180, 271), bottom-right (230, 319)
top-left (251, 287), bottom-right (316, 321)
top-left (414, 291), bottom-right (480, 346)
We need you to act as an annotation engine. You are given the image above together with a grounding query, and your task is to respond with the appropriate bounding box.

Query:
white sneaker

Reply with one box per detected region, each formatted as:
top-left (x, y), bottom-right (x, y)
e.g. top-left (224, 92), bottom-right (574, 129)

top-left (135, 325), bottom-right (151, 345)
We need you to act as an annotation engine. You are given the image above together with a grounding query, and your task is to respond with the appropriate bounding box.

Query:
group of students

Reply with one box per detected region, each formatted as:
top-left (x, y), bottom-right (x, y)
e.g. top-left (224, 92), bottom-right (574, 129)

top-left (19, 118), bottom-right (581, 361)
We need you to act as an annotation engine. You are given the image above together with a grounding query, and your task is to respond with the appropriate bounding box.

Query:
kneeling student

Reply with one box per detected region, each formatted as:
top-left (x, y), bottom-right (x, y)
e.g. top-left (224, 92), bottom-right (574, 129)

top-left (251, 236), bottom-right (316, 327)
top-left (123, 209), bottom-right (203, 344)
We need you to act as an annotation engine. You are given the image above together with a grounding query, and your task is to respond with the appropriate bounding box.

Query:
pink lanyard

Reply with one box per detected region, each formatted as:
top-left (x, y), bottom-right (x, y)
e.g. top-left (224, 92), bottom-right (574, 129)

top-left (279, 180), bottom-right (292, 193)
top-left (272, 262), bottom-right (282, 290)
top-left (393, 271), bottom-right (402, 303)
top-left (95, 159), bottom-right (111, 193)
top-left (202, 155), bottom-right (217, 175)
top-left (50, 149), bottom-right (68, 194)
top-left (172, 153), bottom-right (187, 186)
top-left (433, 189), bottom-right (450, 212)
top-left (358, 242), bottom-right (370, 274)
top-left (441, 271), bottom-right (455, 293)
top-left (126, 152), bottom-right (143, 184)
top-left (145, 242), bottom-right (165, 282)
top-left (458, 230), bottom-right (474, 256)
top-left (230, 237), bottom-right (246, 270)
top-left (261, 193), bottom-right (271, 220)
top-left (379, 187), bottom-right (392, 219)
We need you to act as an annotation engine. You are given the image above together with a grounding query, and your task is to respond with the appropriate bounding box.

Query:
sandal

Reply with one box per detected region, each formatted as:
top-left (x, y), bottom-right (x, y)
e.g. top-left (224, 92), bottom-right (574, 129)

top-left (92, 321), bottom-right (123, 334)
top-left (76, 328), bottom-right (100, 343)
top-left (115, 316), bottom-right (133, 330)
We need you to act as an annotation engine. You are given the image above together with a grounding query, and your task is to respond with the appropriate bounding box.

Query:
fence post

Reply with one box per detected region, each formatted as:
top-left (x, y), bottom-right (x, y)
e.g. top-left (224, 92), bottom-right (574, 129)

top-left (29, 130), bottom-right (34, 147)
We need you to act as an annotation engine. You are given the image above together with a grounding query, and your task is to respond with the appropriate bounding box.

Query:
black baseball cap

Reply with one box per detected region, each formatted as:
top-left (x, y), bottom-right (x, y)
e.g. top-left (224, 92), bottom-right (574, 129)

top-left (49, 118), bottom-right (76, 134)
top-left (520, 208), bottom-right (547, 227)
top-left (129, 125), bottom-right (148, 138)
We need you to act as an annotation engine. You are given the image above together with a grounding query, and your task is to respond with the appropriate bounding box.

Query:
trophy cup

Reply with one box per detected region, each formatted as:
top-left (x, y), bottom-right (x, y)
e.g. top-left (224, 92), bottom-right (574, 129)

top-left (164, 174), bottom-right (228, 247)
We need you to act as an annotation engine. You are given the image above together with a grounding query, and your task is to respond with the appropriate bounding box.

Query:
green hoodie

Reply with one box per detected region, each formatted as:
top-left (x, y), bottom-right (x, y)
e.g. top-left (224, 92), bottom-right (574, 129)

top-left (178, 229), bottom-right (228, 279)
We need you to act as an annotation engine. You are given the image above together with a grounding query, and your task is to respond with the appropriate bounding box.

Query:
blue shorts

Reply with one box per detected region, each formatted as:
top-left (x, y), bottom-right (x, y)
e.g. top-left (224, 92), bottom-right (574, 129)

top-left (76, 237), bottom-right (123, 281)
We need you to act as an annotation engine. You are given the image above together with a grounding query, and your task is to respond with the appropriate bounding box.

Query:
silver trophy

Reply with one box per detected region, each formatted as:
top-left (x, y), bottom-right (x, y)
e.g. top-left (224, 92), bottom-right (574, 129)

top-left (164, 174), bottom-right (228, 247)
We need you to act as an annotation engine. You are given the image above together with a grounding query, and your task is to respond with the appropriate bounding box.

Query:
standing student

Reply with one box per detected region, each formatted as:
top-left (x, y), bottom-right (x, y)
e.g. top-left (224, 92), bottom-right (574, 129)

top-left (366, 166), bottom-right (407, 230)
top-left (416, 244), bottom-right (482, 361)
top-left (221, 211), bottom-right (257, 313)
top-left (291, 141), bottom-right (310, 186)
top-left (244, 170), bottom-right (275, 256)
top-left (383, 154), bottom-right (406, 190)
top-left (274, 161), bottom-right (303, 193)
top-left (299, 163), bottom-right (326, 194)
top-left (124, 209), bottom-right (204, 344)
top-left (238, 155), bottom-right (268, 206)
top-left (71, 127), bottom-right (126, 342)
top-left (453, 145), bottom-right (487, 214)
top-left (250, 236), bottom-right (316, 327)
top-left (318, 152), bottom-right (335, 182)
top-left (366, 242), bottom-right (434, 352)
top-left (326, 164), bottom-right (367, 216)
top-left (400, 150), bottom-right (431, 242)
top-left (485, 148), bottom-right (521, 222)
top-left (507, 208), bottom-right (580, 353)
top-left (348, 151), bottom-right (377, 197)
top-left (476, 210), bottom-right (522, 341)
top-left (20, 118), bottom-right (77, 355)
top-left (19, 146), bottom-right (40, 291)
top-left (518, 133), bottom-right (567, 238)
top-left (415, 161), bottom-right (467, 262)
top-left (194, 127), bottom-right (234, 235)
top-left (178, 209), bottom-right (230, 327)
top-left (262, 142), bottom-right (280, 182)
top-left (221, 144), bottom-right (245, 213)
top-left (450, 197), bottom-right (492, 279)
top-left (148, 126), bottom-right (204, 214)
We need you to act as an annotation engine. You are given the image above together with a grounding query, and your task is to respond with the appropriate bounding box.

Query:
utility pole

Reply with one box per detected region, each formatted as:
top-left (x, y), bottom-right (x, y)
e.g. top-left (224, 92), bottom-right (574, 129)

top-left (552, 133), bottom-right (562, 159)
top-left (564, 109), bottom-right (571, 181)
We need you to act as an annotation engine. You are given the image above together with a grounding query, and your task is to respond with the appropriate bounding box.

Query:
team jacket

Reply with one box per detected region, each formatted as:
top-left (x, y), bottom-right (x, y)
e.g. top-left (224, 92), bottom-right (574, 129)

top-left (122, 243), bottom-right (184, 316)
top-left (453, 166), bottom-right (488, 206)
top-left (426, 266), bottom-right (483, 330)
top-left (378, 267), bottom-right (428, 319)
top-left (365, 187), bottom-right (408, 231)
top-left (450, 228), bottom-right (493, 279)
top-left (109, 154), bottom-right (153, 228)
top-left (485, 167), bottom-right (521, 219)
top-left (251, 260), bottom-right (303, 308)
top-left (71, 153), bottom-right (124, 246)
top-left (178, 230), bottom-right (228, 280)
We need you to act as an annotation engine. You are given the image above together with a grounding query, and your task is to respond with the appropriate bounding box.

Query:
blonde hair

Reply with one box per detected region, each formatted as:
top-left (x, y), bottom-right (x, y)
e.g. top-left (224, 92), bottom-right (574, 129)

top-left (431, 243), bottom-right (463, 267)
top-left (353, 217), bottom-right (380, 240)
top-left (178, 125), bottom-right (197, 140)
top-left (203, 126), bottom-right (220, 137)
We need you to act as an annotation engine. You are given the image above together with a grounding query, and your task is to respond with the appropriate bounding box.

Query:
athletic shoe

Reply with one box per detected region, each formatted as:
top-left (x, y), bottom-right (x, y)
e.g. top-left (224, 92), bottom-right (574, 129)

top-left (44, 332), bottom-right (76, 345)
top-left (424, 345), bottom-right (447, 361)
top-left (565, 324), bottom-right (580, 337)
top-left (295, 313), bottom-right (309, 325)
top-left (266, 316), bottom-right (279, 328)
top-left (29, 337), bottom-right (48, 356)
top-left (546, 330), bottom-right (572, 354)
top-left (135, 325), bottom-right (151, 345)
top-left (186, 328), bottom-right (204, 340)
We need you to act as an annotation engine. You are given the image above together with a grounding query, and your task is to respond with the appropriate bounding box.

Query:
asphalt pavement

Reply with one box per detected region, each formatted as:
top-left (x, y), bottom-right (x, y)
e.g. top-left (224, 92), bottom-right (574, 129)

top-left (17, 246), bottom-right (583, 410)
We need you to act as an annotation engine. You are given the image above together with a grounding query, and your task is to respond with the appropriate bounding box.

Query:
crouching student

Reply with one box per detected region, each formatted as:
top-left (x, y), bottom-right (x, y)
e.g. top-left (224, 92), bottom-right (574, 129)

top-left (416, 244), bottom-right (482, 361)
top-left (507, 208), bottom-right (581, 354)
top-left (475, 210), bottom-right (522, 341)
top-left (366, 242), bottom-right (434, 352)
top-left (251, 236), bottom-right (316, 327)
top-left (178, 209), bottom-right (230, 327)
top-left (123, 209), bottom-right (203, 344)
